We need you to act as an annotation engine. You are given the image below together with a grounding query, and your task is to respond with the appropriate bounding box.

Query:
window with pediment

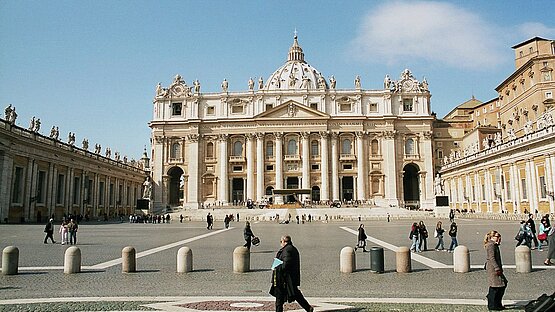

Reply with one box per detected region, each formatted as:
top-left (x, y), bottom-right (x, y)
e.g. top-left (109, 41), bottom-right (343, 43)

top-left (206, 142), bottom-right (214, 158)
top-left (405, 138), bottom-right (415, 155)
top-left (266, 141), bottom-right (274, 157)
top-left (371, 139), bottom-right (379, 155)
top-left (233, 141), bottom-right (243, 156)
top-left (171, 143), bottom-right (181, 159)
top-left (311, 140), bottom-right (319, 156)
top-left (341, 138), bottom-right (352, 154)
top-left (287, 139), bottom-right (298, 155)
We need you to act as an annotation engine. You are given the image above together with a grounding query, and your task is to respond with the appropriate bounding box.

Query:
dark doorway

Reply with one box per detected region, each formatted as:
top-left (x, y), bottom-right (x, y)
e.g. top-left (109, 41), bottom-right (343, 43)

top-left (265, 186), bottom-right (274, 204)
top-left (168, 167), bottom-right (184, 206)
top-left (312, 186), bottom-right (320, 202)
top-left (231, 178), bottom-right (244, 204)
top-left (403, 164), bottom-right (420, 209)
top-left (342, 176), bottom-right (354, 201)
top-left (286, 177), bottom-right (299, 203)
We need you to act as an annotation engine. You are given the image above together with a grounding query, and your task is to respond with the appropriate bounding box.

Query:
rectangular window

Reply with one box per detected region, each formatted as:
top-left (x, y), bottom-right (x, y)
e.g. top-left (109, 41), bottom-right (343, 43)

top-left (233, 166), bottom-right (243, 172)
top-left (12, 167), bottom-right (24, 204)
top-left (521, 178), bottom-right (527, 200)
top-left (127, 186), bottom-right (131, 205)
top-left (505, 178), bottom-right (511, 200)
top-left (86, 179), bottom-right (93, 205)
top-left (310, 103), bottom-right (318, 110)
top-left (172, 102), bottom-right (182, 116)
top-left (402, 99), bottom-right (413, 111)
top-left (546, 91), bottom-right (553, 99)
top-left (206, 106), bottom-right (215, 115)
top-left (265, 104), bottom-right (273, 111)
top-left (311, 164), bottom-right (319, 170)
top-left (36, 171), bottom-right (47, 204)
top-left (231, 105), bottom-right (244, 114)
top-left (99, 181), bottom-right (105, 205)
top-left (266, 142), bottom-right (274, 157)
top-left (56, 174), bottom-right (65, 205)
top-left (369, 103), bottom-right (378, 112)
top-left (73, 177), bottom-right (81, 205)
top-left (340, 103), bottom-right (352, 112)
top-left (540, 176), bottom-right (547, 199)
top-left (343, 164), bottom-right (353, 170)
top-left (266, 165), bottom-right (274, 171)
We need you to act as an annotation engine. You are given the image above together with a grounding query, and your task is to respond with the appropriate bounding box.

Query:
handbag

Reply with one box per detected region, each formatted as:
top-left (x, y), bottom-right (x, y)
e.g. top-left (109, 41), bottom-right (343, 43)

top-left (538, 233), bottom-right (547, 241)
top-left (252, 236), bottom-right (260, 246)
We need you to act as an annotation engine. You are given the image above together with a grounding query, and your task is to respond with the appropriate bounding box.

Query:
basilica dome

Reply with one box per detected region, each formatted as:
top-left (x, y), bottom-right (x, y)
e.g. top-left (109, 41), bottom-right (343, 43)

top-left (265, 36), bottom-right (327, 91)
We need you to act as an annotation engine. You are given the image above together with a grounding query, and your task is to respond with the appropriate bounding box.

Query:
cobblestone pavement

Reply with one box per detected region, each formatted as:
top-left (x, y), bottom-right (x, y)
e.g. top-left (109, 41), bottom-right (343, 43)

top-left (1, 215), bottom-right (553, 311)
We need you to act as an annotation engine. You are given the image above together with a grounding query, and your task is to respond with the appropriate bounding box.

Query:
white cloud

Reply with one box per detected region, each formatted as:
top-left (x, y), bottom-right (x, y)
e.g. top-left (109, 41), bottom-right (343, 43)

top-left (517, 22), bottom-right (555, 39)
top-left (350, 1), bottom-right (504, 70)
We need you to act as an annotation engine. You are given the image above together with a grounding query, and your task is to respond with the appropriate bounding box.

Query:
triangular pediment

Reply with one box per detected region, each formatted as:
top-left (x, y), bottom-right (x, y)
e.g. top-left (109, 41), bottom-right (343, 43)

top-left (255, 101), bottom-right (330, 119)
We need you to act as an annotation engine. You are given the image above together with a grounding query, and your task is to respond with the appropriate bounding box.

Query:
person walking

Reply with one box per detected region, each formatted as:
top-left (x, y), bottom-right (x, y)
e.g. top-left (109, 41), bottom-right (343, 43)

top-left (43, 218), bottom-right (56, 244)
top-left (434, 221), bottom-right (445, 251)
top-left (355, 224), bottom-right (367, 252)
top-left (206, 213), bottom-right (212, 230)
top-left (243, 221), bottom-right (255, 250)
top-left (409, 222), bottom-right (421, 252)
top-left (484, 230), bottom-right (507, 311)
top-left (418, 221), bottom-right (429, 251)
top-left (515, 220), bottom-right (532, 248)
top-left (447, 222), bottom-right (458, 252)
top-left (527, 214), bottom-right (539, 249)
top-left (544, 224), bottom-right (555, 266)
top-left (538, 219), bottom-right (550, 252)
top-left (270, 235), bottom-right (313, 312)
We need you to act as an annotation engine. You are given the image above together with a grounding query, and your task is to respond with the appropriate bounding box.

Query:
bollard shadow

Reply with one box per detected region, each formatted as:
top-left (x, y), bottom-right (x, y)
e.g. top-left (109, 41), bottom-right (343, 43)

top-left (191, 269), bottom-right (214, 273)
top-left (11, 271), bottom-right (49, 276)
top-left (0, 286), bottom-right (21, 290)
top-left (131, 269), bottom-right (160, 273)
top-left (249, 268), bottom-right (272, 273)
top-left (80, 270), bottom-right (106, 274)
top-left (250, 250), bottom-right (274, 254)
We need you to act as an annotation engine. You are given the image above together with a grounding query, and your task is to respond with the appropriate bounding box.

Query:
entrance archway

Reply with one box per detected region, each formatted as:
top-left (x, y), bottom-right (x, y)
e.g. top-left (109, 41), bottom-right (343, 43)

top-left (342, 176), bottom-right (354, 201)
top-left (311, 186), bottom-right (320, 202)
top-left (265, 186), bottom-right (274, 204)
top-left (168, 167), bottom-right (184, 206)
top-left (286, 177), bottom-right (299, 203)
top-left (403, 163), bottom-right (420, 209)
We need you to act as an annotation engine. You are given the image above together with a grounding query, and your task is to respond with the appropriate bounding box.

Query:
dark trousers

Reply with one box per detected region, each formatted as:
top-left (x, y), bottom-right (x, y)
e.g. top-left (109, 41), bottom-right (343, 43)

top-left (44, 232), bottom-right (55, 243)
top-left (486, 286), bottom-right (506, 310)
top-left (244, 237), bottom-right (251, 250)
top-left (275, 287), bottom-right (311, 312)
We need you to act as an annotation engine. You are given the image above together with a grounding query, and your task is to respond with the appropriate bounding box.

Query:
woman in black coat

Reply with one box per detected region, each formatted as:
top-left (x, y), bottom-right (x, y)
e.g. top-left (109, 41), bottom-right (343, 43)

top-left (355, 224), bottom-right (367, 252)
top-left (243, 221), bottom-right (255, 250)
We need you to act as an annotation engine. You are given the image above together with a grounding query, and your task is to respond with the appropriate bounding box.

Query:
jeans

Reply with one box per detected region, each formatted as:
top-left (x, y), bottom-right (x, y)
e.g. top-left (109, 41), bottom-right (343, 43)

top-left (410, 236), bottom-right (421, 252)
top-left (448, 237), bottom-right (458, 251)
top-left (487, 286), bottom-right (506, 310)
top-left (435, 236), bottom-right (444, 250)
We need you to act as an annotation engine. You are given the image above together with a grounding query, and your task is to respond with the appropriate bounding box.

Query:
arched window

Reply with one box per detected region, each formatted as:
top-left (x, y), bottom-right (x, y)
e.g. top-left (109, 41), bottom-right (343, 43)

top-left (206, 142), bottom-right (214, 158)
top-left (287, 139), bottom-right (297, 155)
top-left (233, 141), bottom-right (243, 156)
top-left (371, 139), bottom-right (379, 156)
top-left (266, 141), bottom-right (274, 157)
top-left (171, 143), bottom-right (180, 159)
top-left (342, 138), bottom-right (352, 154)
top-left (311, 140), bottom-right (319, 156)
top-left (405, 138), bottom-right (414, 155)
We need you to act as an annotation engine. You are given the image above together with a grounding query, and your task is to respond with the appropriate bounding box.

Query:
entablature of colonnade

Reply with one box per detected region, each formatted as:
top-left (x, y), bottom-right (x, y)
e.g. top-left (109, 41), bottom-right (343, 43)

top-left (440, 124), bottom-right (555, 174)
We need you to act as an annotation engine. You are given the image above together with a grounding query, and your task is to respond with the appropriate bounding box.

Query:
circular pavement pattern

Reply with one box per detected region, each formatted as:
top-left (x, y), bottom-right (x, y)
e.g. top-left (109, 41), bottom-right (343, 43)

top-left (178, 300), bottom-right (303, 311)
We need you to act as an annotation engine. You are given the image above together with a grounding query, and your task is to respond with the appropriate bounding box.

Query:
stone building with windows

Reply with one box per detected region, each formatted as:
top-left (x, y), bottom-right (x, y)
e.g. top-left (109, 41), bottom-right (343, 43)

top-left (0, 117), bottom-right (146, 223)
top-left (149, 36), bottom-right (435, 210)
top-left (440, 37), bottom-right (555, 215)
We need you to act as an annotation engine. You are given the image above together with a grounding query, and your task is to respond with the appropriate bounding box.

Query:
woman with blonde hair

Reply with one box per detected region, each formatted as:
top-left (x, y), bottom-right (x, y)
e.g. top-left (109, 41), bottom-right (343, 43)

top-left (484, 230), bottom-right (507, 311)
top-left (434, 221), bottom-right (445, 251)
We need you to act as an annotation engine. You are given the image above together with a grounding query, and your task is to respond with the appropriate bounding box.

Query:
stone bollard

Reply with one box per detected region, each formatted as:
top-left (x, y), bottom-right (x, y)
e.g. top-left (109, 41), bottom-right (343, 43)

top-left (2, 246), bottom-right (19, 275)
top-left (233, 246), bottom-right (250, 273)
top-left (177, 247), bottom-right (193, 273)
top-left (64, 246), bottom-right (81, 274)
top-left (396, 246), bottom-right (411, 273)
top-left (453, 245), bottom-right (470, 273)
top-left (122, 246), bottom-right (136, 273)
top-left (515, 245), bottom-right (532, 273)
top-left (340, 247), bottom-right (356, 273)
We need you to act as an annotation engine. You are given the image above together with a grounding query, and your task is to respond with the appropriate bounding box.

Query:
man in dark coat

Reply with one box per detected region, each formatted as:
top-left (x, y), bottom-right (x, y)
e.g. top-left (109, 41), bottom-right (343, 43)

top-left (271, 235), bottom-right (313, 312)
top-left (43, 218), bottom-right (55, 244)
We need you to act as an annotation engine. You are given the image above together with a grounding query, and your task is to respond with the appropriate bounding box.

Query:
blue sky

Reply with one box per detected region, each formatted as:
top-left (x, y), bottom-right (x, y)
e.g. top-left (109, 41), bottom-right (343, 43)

top-left (1, 1), bottom-right (555, 160)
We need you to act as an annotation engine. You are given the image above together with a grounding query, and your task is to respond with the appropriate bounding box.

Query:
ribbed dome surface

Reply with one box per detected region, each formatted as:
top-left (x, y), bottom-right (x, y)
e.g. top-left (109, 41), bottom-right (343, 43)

top-left (265, 36), bottom-right (327, 91)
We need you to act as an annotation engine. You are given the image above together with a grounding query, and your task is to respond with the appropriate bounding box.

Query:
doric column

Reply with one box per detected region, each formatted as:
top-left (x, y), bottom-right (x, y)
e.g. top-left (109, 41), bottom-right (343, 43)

top-left (355, 132), bottom-right (366, 201)
top-left (545, 154), bottom-right (555, 213)
top-left (421, 131), bottom-right (434, 208)
top-left (25, 158), bottom-right (36, 221)
top-left (218, 134), bottom-right (229, 205)
top-left (275, 132), bottom-right (284, 204)
top-left (246, 134), bottom-right (255, 200)
top-left (331, 132), bottom-right (339, 201)
top-left (383, 131), bottom-right (398, 205)
top-left (46, 163), bottom-right (55, 218)
top-left (319, 132), bottom-right (329, 202)
top-left (527, 158), bottom-right (539, 213)
top-left (256, 133), bottom-right (265, 202)
top-left (301, 132), bottom-right (310, 202)
top-left (186, 134), bottom-right (200, 208)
